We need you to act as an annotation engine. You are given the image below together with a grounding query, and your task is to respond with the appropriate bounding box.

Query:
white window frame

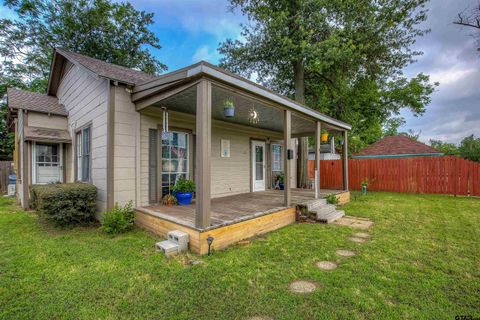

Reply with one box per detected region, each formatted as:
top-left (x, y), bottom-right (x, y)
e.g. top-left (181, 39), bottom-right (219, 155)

top-left (271, 143), bottom-right (283, 172)
top-left (32, 142), bottom-right (63, 184)
top-left (75, 126), bottom-right (91, 182)
top-left (161, 131), bottom-right (190, 197)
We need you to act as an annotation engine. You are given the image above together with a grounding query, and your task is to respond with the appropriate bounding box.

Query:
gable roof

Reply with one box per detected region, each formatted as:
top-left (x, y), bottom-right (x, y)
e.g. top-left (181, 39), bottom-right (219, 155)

top-left (353, 135), bottom-right (442, 158)
top-left (7, 88), bottom-right (67, 116)
top-left (48, 48), bottom-right (157, 95)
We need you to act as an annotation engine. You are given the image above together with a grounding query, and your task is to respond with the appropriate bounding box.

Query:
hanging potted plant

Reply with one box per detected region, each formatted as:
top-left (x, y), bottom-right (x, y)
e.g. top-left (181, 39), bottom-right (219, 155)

top-left (276, 172), bottom-right (285, 190)
top-left (172, 177), bottom-right (196, 205)
top-left (321, 129), bottom-right (329, 143)
top-left (361, 179), bottom-right (369, 195)
top-left (223, 99), bottom-right (235, 117)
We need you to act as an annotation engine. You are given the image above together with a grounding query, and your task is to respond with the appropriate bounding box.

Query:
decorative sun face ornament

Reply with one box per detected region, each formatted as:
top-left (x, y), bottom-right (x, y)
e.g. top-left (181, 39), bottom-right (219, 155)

top-left (249, 107), bottom-right (259, 124)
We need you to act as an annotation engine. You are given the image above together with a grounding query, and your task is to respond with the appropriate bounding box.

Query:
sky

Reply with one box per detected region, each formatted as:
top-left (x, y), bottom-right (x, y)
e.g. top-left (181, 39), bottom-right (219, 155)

top-left (1, 0), bottom-right (479, 144)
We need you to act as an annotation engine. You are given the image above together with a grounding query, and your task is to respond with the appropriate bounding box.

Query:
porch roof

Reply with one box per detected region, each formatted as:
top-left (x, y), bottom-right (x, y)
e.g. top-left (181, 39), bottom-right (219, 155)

top-left (132, 61), bottom-right (351, 131)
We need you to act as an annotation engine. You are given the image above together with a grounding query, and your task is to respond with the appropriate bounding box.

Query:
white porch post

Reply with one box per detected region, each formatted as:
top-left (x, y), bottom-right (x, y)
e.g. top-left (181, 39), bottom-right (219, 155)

top-left (195, 80), bottom-right (212, 228)
top-left (284, 109), bottom-right (291, 206)
top-left (315, 121), bottom-right (321, 199)
top-left (342, 130), bottom-right (349, 191)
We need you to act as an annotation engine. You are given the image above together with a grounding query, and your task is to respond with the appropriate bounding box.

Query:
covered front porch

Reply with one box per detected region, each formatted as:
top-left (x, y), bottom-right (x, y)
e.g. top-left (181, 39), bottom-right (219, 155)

top-left (131, 62), bottom-right (351, 253)
top-left (137, 188), bottom-right (345, 230)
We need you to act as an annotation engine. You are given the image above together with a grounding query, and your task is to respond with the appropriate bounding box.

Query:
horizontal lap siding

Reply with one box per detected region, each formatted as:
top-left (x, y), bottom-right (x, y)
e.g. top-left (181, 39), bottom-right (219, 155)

top-left (113, 85), bottom-right (138, 207)
top-left (56, 62), bottom-right (109, 211)
top-left (27, 113), bottom-right (68, 130)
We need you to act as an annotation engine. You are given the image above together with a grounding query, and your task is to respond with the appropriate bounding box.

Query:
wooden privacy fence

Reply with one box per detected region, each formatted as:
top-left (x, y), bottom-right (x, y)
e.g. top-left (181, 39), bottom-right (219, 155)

top-left (308, 156), bottom-right (480, 196)
top-left (0, 161), bottom-right (14, 194)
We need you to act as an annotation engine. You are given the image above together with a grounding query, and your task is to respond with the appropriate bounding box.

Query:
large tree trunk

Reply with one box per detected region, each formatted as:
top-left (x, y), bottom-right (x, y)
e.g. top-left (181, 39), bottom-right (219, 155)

top-left (293, 59), bottom-right (310, 189)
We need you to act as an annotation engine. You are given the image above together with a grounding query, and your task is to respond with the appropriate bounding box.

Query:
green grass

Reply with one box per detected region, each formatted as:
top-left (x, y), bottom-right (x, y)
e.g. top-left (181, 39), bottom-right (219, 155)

top-left (0, 193), bottom-right (479, 319)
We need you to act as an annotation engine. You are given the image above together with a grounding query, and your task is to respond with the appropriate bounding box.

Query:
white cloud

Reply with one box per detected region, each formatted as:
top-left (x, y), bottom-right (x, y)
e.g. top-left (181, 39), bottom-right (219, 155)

top-left (192, 45), bottom-right (217, 62)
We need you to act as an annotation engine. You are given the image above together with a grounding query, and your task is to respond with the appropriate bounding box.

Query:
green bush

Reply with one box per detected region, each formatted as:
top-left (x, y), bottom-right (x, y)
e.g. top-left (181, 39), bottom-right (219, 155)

top-left (172, 177), bottom-right (195, 193)
top-left (100, 201), bottom-right (135, 235)
top-left (30, 183), bottom-right (97, 225)
top-left (326, 194), bottom-right (339, 205)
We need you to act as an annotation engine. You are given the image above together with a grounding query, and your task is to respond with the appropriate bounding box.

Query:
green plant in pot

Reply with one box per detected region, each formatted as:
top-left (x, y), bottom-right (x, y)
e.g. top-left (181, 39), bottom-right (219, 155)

top-left (223, 99), bottom-right (235, 117)
top-left (276, 172), bottom-right (285, 190)
top-left (172, 177), bottom-right (195, 205)
top-left (361, 179), bottom-right (369, 195)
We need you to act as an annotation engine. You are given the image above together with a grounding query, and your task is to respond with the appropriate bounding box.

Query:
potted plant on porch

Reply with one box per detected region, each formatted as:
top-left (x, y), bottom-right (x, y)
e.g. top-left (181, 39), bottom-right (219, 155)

top-left (321, 129), bottom-right (329, 143)
top-left (223, 99), bottom-right (235, 117)
top-left (276, 172), bottom-right (285, 190)
top-left (172, 177), bottom-right (196, 205)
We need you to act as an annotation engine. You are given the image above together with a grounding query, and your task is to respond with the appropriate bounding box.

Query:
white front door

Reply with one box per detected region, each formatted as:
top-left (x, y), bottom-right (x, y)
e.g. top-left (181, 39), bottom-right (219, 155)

top-left (252, 140), bottom-right (266, 192)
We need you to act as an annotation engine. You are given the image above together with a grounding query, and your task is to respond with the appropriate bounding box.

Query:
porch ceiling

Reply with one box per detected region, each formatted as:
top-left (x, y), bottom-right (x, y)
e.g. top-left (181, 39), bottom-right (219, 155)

top-left (149, 84), bottom-right (338, 136)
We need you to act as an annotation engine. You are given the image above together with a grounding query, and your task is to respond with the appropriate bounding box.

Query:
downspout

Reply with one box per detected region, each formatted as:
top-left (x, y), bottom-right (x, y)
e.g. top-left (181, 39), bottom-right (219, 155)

top-left (106, 80), bottom-right (115, 211)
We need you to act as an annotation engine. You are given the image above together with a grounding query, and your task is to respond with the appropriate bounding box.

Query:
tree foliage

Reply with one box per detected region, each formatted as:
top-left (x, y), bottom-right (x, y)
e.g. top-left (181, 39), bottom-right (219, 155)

top-left (219, 0), bottom-right (438, 150)
top-left (429, 135), bottom-right (480, 163)
top-left (0, 0), bottom-right (166, 160)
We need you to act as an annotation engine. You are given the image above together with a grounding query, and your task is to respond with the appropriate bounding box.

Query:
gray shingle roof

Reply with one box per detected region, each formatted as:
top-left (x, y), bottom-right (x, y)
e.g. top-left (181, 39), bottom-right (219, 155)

top-left (56, 48), bottom-right (157, 85)
top-left (7, 88), bottom-right (67, 116)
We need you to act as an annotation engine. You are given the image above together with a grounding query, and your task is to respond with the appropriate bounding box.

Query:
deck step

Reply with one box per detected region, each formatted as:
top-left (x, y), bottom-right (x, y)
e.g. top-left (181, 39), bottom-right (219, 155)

top-left (303, 199), bottom-right (327, 211)
top-left (156, 240), bottom-right (179, 257)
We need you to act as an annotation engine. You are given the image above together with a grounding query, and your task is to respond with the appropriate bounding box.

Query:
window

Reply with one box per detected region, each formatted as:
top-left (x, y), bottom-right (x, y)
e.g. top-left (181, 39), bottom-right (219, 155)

top-left (161, 131), bottom-right (189, 197)
top-left (76, 126), bottom-right (91, 182)
top-left (272, 144), bottom-right (283, 172)
top-left (33, 143), bottom-right (62, 184)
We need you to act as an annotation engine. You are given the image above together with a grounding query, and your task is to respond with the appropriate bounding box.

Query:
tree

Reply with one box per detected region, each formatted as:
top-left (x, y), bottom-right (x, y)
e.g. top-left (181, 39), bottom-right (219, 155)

top-left (454, 3), bottom-right (480, 51)
top-left (219, 0), bottom-right (437, 181)
top-left (458, 135), bottom-right (480, 162)
top-left (429, 139), bottom-right (458, 155)
top-left (0, 0), bottom-right (166, 160)
top-left (383, 117), bottom-right (407, 137)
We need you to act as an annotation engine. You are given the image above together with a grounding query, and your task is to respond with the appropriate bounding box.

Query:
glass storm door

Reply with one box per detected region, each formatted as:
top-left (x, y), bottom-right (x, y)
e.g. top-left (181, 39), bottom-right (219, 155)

top-left (252, 140), bottom-right (266, 192)
top-left (161, 131), bottom-right (189, 197)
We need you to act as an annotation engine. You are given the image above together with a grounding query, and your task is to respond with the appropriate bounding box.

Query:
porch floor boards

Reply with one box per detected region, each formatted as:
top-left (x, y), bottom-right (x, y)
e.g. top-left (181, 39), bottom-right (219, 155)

top-left (140, 189), bottom-right (342, 229)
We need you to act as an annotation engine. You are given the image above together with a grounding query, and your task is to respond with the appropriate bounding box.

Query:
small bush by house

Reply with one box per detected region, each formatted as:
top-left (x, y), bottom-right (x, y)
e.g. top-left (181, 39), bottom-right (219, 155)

top-left (101, 201), bottom-right (135, 235)
top-left (30, 183), bottom-right (97, 225)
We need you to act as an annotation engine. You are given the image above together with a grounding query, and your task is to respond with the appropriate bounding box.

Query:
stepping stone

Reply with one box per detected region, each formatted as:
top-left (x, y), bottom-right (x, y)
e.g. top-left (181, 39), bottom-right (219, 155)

top-left (332, 216), bottom-right (374, 229)
top-left (189, 260), bottom-right (204, 265)
top-left (247, 317), bottom-right (272, 320)
top-left (289, 280), bottom-right (317, 293)
top-left (352, 232), bottom-right (371, 239)
top-left (348, 236), bottom-right (367, 243)
top-left (336, 249), bottom-right (356, 257)
top-left (316, 261), bottom-right (338, 270)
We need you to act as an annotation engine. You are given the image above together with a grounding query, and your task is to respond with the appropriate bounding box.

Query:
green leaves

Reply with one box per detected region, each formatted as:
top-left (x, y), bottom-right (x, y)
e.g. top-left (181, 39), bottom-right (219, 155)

top-left (219, 0), bottom-right (437, 149)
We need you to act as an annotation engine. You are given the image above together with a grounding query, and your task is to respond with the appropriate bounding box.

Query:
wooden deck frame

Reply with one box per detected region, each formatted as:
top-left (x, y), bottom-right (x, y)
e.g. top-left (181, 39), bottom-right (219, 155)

top-left (135, 189), bottom-right (350, 255)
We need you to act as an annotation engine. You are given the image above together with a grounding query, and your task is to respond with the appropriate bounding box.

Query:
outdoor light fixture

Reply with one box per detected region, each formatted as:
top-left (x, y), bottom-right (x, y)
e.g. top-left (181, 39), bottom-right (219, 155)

top-left (207, 236), bottom-right (214, 256)
top-left (249, 106), bottom-right (259, 124)
top-left (162, 107), bottom-right (169, 132)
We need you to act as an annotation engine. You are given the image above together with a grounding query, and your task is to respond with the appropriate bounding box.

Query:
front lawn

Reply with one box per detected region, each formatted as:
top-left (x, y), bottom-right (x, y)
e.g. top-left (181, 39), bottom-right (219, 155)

top-left (0, 193), bottom-right (478, 319)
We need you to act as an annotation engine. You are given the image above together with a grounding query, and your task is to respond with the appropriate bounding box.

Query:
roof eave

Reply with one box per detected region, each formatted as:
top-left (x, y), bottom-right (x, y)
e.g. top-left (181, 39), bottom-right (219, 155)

top-left (133, 62), bottom-right (352, 130)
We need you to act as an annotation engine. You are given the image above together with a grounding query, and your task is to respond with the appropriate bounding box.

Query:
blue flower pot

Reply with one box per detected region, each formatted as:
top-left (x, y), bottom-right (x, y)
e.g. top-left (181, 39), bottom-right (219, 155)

top-left (279, 182), bottom-right (284, 190)
top-left (176, 192), bottom-right (193, 205)
top-left (224, 107), bottom-right (235, 117)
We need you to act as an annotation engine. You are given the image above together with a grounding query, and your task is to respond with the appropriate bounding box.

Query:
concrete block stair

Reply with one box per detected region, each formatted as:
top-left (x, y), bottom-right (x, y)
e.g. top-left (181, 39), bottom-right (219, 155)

top-left (302, 199), bottom-right (344, 223)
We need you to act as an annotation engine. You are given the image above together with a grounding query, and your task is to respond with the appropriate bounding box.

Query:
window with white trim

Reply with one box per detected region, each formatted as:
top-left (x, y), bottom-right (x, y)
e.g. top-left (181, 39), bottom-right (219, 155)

top-left (271, 144), bottom-right (283, 172)
top-left (76, 126), bottom-right (91, 182)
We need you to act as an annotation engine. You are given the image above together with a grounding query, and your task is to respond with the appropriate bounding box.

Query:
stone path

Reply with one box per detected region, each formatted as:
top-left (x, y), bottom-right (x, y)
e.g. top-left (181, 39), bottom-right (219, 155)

top-left (286, 217), bottom-right (373, 306)
top-left (332, 216), bottom-right (374, 229)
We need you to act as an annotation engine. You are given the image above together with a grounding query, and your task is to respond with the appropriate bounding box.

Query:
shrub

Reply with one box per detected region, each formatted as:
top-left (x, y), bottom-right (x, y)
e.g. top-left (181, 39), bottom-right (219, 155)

top-left (30, 183), bottom-right (97, 225)
top-left (326, 194), bottom-right (339, 205)
top-left (100, 201), bottom-right (135, 235)
top-left (172, 177), bottom-right (195, 193)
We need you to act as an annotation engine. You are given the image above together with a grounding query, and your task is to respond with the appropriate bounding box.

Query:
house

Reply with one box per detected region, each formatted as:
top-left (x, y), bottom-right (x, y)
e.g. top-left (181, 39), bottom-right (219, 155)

top-left (352, 135), bottom-right (443, 159)
top-left (7, 48), bottom-right (351, 254)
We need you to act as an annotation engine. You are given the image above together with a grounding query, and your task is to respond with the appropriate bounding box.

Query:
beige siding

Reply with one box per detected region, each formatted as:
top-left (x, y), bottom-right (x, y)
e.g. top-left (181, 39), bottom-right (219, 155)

top-left (27, 113), bottom-right (67, 130)
top-left (56, 61), bottom-right (109, 211)
top-left (113, 85), bottom-right (139, 207)
top-left (138, 111), bottom-right (283, 206)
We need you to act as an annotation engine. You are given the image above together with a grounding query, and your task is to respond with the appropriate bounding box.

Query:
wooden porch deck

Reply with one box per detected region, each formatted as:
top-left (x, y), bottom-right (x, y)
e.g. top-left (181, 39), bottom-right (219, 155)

top-left (137, 189), bottom-right (342, 230)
